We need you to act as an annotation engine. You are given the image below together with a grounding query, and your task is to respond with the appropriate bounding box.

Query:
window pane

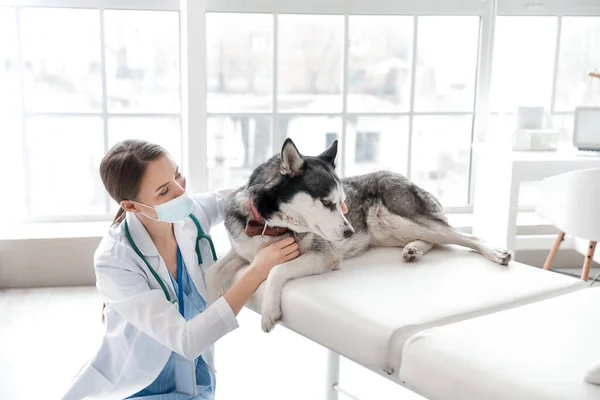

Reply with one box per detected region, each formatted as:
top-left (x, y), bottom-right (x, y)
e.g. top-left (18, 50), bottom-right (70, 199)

top-left (108, 117), bottom-right (182, 164)
top-left (491, 17), bottom-right (557, 112)
top-left (487, 114), bottom-right (515, 142)
top-left (207, 13), bottom-right (273, 112)
top-left (104, 10), bottom-right (180, 113)
top-left (278, 15), bottom-right (343, 113)
top-left (207, 117), bottom-right (272, 191)
top-left (411, 116), bottom-right (473, 206)
top-left (345, 117), bottom-right (409, 176)
top-left (26, 117), bottom-right (105, 217)
top-left (0, 8), bottom-right (19, 114)
top-left (555, 17), bottom-right (600, 111)
top-left (276, 116), bottom-right (342, 159)
top-left (347, 16), bottom-right (413, 112)
top-left (0, 116), bottom-right (27, 221)
top-left (414, 16), bottom-right (479, 112)
top-left (21, 8), bottom-right (102, 112)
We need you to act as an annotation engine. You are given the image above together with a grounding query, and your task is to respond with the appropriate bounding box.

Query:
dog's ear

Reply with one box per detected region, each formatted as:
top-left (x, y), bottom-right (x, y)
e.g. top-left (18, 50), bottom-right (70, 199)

top-left (317, 139), bottom-right (338, 167)
top-left (280, 138), bottom-right (304, 176)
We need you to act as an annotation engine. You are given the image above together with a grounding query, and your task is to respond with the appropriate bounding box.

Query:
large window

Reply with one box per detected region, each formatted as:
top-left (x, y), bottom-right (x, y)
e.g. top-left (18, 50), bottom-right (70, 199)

top-left (489, 15), bottom-right (600, 209)
top-left (205, 10), bottom-right (600, 210)
top-left (3, 1), bottom-right (600, 222)
top-left (490, 16), bottom-right (600, 141)
top-left (206, 13), bottom-right (481, 207)
top-left (0, 6), bottom-right (180, 222)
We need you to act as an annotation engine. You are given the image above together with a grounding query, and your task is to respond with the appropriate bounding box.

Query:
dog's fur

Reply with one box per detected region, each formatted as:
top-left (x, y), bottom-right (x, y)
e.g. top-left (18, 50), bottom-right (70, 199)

top-left (206, 139), bottom-right (512, 332)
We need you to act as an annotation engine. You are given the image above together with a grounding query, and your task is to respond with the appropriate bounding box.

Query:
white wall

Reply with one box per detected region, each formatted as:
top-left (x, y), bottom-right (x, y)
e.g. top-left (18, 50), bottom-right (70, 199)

top-left (1, 237), bottom-right (100, 289)
top-left (1, 227), bottom-right (593, 289)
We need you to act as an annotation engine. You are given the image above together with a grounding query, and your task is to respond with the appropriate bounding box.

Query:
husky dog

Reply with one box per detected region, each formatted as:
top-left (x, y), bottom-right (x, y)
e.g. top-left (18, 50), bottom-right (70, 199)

top-left (208, 139), bottom-right (512, 332)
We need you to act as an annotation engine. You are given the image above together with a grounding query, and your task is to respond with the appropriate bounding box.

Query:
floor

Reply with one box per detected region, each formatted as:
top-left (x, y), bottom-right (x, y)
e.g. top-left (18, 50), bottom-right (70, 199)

top-left (555, 266), bottom-right (600, 283)
top-left (0, 286), bottom-right (423, 400)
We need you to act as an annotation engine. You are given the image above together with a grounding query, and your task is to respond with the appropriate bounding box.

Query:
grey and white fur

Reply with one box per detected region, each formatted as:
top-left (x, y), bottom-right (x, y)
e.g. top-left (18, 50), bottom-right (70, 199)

top-left (206, 138), bottom-right (512, 332)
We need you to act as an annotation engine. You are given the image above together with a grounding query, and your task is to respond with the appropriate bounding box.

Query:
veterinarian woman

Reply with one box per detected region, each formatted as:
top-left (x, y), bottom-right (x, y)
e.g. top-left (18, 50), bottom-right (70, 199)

top-left (63, 139), bottom-right (299, 400)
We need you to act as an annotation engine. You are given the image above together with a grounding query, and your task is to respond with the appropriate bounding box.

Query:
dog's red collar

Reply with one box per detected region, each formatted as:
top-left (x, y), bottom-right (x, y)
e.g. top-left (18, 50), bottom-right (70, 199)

top-left (245, 201), bottom-right (289, 237)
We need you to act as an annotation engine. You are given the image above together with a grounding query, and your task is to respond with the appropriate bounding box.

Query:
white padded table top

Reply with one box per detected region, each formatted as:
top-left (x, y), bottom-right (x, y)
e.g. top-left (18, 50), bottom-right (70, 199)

top-left (399, 287), bottom-right (600, 400)
top-left (248, 246), bottom-right (585, 378)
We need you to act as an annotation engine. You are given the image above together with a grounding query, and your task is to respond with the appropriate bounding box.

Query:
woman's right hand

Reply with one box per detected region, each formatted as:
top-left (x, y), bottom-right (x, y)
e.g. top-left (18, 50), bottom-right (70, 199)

top-left (223, 237), bottom-right (299, 316)
top-left (250, 237), bottom-right (300, 281)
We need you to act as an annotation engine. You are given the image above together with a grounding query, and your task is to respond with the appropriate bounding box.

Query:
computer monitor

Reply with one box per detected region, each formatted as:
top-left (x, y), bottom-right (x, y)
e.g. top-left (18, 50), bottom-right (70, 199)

top-left (573, 106), bottom-right (600, 151)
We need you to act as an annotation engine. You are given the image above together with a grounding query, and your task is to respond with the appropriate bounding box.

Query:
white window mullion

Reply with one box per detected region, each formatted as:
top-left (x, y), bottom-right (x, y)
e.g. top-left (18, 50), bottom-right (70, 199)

top-left (15, 6), bottom-right (31, 218)
top-left (406, 15), bottom-right (419, 180)
top-left (271, 11), bottom-right (278, 156)
top-left (180, 0), bottom-right (208, 193)
top-left (206, 0), bottom-right (487, 15)
top-left (99, 8), bottom-right (111, 214)
top-left (21, 111), bottom-right (182, 118)
top-left (498, 0), bottom-right (600, 17)
top-left (469, 0), bottom-right (497, 209)
top-left (339, 12), bottom-right (349, 178)
top-left (472, 0), bottom-right (497, 144)
top-left (549, 16), bottom-right (563, 116)
top-left (0, 0), bottom-right (179, 11)
top-left (205, 111), bottom-right (474, 117)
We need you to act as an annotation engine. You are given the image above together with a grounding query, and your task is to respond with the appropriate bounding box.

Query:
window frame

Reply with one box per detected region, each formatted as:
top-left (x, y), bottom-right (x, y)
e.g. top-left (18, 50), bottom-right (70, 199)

top-left (1, 1), bottom-right (182, 222)
top-left (199, 0), bottom-right (600, 214)
top-left (490, 7), bottom-right (600, 212)
top-left (198, 0), bottom-right (497, 214)
top-left (5, 0), bottom-right (600, 222)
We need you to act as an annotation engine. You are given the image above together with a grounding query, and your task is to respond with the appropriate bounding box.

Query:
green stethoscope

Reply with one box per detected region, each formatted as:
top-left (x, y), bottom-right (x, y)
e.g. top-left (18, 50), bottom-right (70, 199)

top-left (123, 213), bottom-right (218, 303)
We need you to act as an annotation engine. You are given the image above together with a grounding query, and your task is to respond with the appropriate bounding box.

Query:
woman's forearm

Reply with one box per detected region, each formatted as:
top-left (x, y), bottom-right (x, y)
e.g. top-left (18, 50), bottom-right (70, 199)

top-left (222, 265), bottom-right (264, 316)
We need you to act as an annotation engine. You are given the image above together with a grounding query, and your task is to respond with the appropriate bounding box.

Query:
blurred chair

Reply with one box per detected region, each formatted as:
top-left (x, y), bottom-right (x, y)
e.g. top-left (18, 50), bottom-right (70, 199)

top-left (536, 167), bottom-right (600, 281)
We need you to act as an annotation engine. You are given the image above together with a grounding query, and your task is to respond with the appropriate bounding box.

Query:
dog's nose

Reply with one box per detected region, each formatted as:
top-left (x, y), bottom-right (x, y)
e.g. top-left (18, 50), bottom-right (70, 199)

top-left (343, 229), bottom-right (354, 239)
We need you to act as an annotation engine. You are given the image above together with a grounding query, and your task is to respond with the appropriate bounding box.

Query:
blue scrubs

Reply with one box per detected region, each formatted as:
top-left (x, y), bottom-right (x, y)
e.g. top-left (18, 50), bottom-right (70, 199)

top-left (127, 248), bottom-right (215, 400)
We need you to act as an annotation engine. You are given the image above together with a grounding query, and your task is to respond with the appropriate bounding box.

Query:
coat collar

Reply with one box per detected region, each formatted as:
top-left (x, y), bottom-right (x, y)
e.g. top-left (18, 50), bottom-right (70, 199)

top-left (125, 212), bottom-right (157, 256)
top-left (124, 212), bottom-right (185, 256)
top-left (173, 219), bottom-right (207, 299)
top-left (124, 211), bottom-right (207, 299)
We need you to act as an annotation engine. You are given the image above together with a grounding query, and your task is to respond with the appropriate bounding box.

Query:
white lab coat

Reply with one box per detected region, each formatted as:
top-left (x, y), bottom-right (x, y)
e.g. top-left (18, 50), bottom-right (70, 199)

top-left (63, 193), bottom-right (239, 400)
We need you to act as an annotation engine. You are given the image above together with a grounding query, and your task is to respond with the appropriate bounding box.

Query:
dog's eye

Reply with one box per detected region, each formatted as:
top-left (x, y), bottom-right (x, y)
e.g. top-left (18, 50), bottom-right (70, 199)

top-left (320, 199), bottom-right (336, 210)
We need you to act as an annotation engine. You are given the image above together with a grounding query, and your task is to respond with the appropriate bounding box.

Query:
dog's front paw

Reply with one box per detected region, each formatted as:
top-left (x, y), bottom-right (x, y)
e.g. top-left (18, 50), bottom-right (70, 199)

top-left (403, 244), bottom-right (421, 262)
top-left (483, 247), bottom-right (512, 266)
top-left (493, 248), bottom-right (513, 266)
top-left (261, 302), bottom-right (282, 333)
top-left (479, 241), bottom-right (513, 266)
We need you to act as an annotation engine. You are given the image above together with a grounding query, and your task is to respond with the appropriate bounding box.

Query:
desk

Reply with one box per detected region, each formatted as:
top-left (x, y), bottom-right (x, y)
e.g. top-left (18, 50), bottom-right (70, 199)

top-left (472, 145), bottom-right (600, 254)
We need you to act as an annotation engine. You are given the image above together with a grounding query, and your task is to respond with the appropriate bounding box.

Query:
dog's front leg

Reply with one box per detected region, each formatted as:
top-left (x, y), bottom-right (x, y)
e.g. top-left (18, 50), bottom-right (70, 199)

top-left (261, 252), bottom-right (341, 333)
top-left (205, 249), bottom-right (248, 306)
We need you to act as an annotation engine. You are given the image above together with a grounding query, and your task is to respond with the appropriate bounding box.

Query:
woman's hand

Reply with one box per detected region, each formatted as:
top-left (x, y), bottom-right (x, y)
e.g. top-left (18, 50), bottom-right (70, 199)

top-left (223, 237), bottom-right (299, 316)
top-left (249, 237), bottom-right (300, 281)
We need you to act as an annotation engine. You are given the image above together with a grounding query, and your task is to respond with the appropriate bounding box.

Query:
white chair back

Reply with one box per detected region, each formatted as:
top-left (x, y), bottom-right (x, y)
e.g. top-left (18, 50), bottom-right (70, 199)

top-left (536, 167), bottom-right (600, 242)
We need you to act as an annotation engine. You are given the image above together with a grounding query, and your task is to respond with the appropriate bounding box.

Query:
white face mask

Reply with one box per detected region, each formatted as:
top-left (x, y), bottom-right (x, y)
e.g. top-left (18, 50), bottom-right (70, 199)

top-left (134, 192), bottom-right (193, 223)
